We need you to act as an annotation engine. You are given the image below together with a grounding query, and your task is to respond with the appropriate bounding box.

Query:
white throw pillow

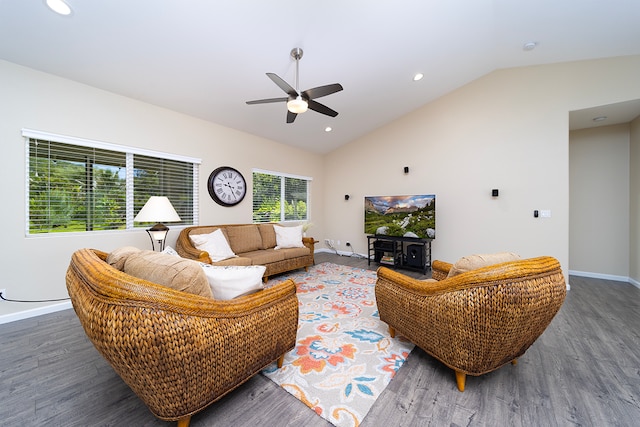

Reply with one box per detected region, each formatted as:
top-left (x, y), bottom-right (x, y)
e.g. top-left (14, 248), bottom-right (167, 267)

top-left (201, 265), bottom-right (266, 300)
top-left (274, 225), bottom-right (305, 249)
top-left (161, 246), bottom-right (180, 257)
top-left (189, 229), bottom-right (237, 262)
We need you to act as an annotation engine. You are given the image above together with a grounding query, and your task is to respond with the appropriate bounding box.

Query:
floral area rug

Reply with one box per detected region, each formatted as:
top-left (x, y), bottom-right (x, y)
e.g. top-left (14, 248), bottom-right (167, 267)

top-left (262, 262), bottom-right (415, 427)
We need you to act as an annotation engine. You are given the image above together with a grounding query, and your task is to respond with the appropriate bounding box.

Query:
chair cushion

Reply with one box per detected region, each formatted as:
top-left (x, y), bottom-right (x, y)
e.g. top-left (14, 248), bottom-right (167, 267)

top-left (201, 265), bottom-right (266, 300)
top-left (274, 225), bottom-right (305, 249)
top-left (225, 225), bottom-right (263, 254)
top-left (447, 252), bottom-right (521, 278)
top-left (189, 228), bottom-right (237, 262)
top-left (123, 250), bottom-right (213, 298)
top-left (106, 246), bottom-right (141, 271)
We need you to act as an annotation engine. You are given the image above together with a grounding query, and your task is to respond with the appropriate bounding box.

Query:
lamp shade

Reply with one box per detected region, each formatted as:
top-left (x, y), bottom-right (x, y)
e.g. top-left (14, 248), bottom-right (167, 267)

top-left (134, 196), bottom-right (181, 223)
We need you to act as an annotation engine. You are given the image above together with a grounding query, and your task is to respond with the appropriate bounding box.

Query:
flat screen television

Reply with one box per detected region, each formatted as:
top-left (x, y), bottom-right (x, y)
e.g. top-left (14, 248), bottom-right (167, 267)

top-left (364, 194), bottom-right (435, 239)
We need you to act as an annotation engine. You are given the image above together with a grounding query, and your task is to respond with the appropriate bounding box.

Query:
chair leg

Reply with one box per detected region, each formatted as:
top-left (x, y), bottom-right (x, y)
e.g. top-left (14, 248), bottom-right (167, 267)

top-left (277, 354), bottom-right (285, 368)
top-left (455, 370), bottom-right (466, 392)
top-left (388, 326), bottom-right (396, 338)
top-left (511, 358), bottom-right (518, 365)
top-left (177, 416), bottom-right (191, 427)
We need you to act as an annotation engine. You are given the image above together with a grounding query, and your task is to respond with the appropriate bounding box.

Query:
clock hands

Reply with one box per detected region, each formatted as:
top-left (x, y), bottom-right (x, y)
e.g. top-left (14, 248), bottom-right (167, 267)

top-left (223, 182), bottom-right (237, 199)
top-left (208, 167), bottom-right (246, 207)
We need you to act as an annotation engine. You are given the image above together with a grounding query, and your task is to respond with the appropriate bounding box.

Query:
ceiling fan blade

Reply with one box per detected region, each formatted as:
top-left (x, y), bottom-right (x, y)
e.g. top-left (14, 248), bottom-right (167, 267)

top-left (286, 111), bottom-right (297, 123)
top-left (302, 83), bottom-right (343, 100)
top-left (308, 99), bottom-right (338, 117)
top-left (267, 73), bottom-right (298, 97)
top-left (246, 97), bottom-right (288, 105)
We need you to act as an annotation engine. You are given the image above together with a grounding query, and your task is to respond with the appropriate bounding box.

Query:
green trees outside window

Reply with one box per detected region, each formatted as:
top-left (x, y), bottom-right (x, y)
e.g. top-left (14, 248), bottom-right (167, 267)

top-left (252, 171), bottom-right (309, 223)
top-left (27, 137), bottom-right (197, 234)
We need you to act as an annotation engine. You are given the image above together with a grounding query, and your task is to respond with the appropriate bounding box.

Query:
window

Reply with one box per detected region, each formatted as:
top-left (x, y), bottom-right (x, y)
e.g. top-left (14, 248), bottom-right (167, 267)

top-left (252, 169), bottom-right (311, 223)
top-left (24, 129), bottom-right (200, 235)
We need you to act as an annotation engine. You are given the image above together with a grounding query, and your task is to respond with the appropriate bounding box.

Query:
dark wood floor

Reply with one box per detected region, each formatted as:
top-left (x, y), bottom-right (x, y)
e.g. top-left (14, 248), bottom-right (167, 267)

top-left (1, 252), bottom-right (639, 426)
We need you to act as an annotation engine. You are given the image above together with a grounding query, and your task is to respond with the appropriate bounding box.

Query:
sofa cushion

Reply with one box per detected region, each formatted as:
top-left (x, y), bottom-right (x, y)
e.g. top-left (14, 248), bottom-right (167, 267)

top-left (106, 246), bottom-right (141, 271)
top-left (189, 229), bottom-right (237, 262)
top-left (201, 265), bottom-right (266, 300)
top-left (239, 249), bottom-right (286, 265)
top-left (211, 256), bottom-right (253, 267)
top-left (447, 252), bottom-right (521, 278)
top-left (274, 225), bottom-right (305, 249)
top-left (278, 246), bottom-right (311, 259)
top-left (225, 225), bottom-right (263, 254)
top-left (258, 223), bottom-right (277, 249)
top-left (123, 250), bottom-right (213, 298)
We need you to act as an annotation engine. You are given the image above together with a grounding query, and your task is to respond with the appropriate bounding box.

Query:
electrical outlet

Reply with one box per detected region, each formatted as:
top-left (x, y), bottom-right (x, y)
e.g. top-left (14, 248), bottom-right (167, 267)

top-left (324, 239), bottom-right (330, 245)
top-left (337, 240), bottom-right (341, 246)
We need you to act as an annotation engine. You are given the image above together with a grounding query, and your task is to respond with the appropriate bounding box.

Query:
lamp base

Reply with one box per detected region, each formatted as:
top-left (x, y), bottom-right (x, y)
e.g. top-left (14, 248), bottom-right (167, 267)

top-left (146, 223), bottom-right (169, 251)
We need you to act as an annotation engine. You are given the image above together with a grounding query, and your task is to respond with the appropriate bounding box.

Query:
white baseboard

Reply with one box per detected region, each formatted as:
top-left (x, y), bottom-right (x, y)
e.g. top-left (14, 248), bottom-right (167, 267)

top-left (0, 301), bottom-right (72, 325)
top-left (568, 270), bottom-right (640, 289)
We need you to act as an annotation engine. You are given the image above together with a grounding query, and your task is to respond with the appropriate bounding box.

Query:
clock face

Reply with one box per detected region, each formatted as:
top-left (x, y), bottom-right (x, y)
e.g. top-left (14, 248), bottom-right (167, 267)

top-left (207, 167), bottom-right (247, 206)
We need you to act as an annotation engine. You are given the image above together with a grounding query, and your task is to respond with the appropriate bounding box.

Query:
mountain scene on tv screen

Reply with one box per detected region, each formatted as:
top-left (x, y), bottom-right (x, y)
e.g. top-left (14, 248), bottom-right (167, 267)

top-left (364, 195), bottom-right (435, 239)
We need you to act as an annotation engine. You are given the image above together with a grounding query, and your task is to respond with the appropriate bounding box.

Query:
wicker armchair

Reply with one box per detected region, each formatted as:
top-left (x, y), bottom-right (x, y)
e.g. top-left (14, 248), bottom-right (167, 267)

top-left (66, 248), bottom-right (298, 427)
top-left (375, 256), bottom-right (566, 392)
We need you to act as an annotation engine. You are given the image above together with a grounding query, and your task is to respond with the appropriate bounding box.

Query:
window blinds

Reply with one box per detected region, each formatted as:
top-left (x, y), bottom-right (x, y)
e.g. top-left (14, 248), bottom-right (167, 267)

top-left (24, 129), bottom-right (200, 235)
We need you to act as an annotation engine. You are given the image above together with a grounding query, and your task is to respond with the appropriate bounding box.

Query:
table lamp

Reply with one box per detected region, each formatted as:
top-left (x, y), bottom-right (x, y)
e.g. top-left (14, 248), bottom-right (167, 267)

top-left (134, 196), bottom-right (181, 251)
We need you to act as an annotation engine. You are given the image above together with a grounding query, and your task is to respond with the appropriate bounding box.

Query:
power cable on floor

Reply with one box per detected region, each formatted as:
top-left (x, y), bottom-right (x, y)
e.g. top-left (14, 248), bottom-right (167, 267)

top-left (0, 291), bottom-right (70, 303)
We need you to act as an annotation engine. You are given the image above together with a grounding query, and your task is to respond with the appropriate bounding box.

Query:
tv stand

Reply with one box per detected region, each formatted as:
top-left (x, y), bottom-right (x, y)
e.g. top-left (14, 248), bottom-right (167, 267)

top-left (367, 235), bottom-right (432, 274)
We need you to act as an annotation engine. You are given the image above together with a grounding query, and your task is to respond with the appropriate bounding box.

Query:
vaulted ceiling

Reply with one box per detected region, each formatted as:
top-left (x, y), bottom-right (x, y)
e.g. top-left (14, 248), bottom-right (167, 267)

top-left (2, 0), bottom-right (640, 153)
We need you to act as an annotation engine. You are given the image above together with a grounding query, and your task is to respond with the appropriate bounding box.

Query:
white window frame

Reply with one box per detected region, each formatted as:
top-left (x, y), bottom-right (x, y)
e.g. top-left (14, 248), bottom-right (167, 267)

top-left (252, 168), bottom-right (312, 223)
top-left (23, 128), bottom-right (201, 236)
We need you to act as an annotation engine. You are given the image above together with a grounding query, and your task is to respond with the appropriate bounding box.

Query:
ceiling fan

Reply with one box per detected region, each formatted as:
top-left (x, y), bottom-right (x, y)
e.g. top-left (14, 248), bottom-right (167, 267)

top-left (246, 48), bottom-right (343, 123)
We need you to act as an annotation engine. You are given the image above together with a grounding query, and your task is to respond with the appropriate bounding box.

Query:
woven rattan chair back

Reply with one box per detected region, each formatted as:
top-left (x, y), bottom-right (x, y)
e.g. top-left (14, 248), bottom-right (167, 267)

top-left (376, 256), bottom-right (566, 392)
top-left (66, 248), bottom-right (298, 427)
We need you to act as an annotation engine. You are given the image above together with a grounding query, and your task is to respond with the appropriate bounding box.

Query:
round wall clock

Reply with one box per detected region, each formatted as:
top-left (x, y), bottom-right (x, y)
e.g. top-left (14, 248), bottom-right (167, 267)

top-left (207, 166), bottom-right (247, 206)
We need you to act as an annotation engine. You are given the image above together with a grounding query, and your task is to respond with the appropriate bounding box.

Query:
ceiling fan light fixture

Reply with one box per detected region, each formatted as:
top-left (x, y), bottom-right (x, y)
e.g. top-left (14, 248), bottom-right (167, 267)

top-left (46, 0), bottom-right (72, 15)
top-left (287, 96), bottom-right (308, 114)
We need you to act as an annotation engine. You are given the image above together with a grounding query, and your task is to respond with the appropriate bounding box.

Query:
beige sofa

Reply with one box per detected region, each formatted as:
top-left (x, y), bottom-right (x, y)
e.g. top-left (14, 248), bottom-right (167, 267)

top-left (176, 223), bottom-right (315, 281)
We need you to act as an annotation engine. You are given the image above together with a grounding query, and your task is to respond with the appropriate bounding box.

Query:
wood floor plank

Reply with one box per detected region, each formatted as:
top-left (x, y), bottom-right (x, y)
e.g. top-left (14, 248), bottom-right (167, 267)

top-left (1, 253), bottom-right (639, 426)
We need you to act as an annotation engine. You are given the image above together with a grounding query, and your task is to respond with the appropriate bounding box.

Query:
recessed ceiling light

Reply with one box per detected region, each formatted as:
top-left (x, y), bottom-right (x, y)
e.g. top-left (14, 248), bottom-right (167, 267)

top-left (523, 42), bottom-right (537, 51)
top-left (413, 73), bottom-right (424, 81)
top-left (592, 116), bottom-right (607, 122)
top-left (46, 0), bottom-right (72, 16)
top-left (325, 126), bottom-right (332, 132)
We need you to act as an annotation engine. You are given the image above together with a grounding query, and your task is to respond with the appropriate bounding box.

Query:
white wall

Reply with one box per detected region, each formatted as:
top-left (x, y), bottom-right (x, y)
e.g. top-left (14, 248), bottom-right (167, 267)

top-left (0, 60), bottom-right (325, 319)
top-left (569, 125), bottom-right (630, 277)
top-left (630, 116), bottom-right (640, 283)
top-left (323, 55), bottom-right (640, 277)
